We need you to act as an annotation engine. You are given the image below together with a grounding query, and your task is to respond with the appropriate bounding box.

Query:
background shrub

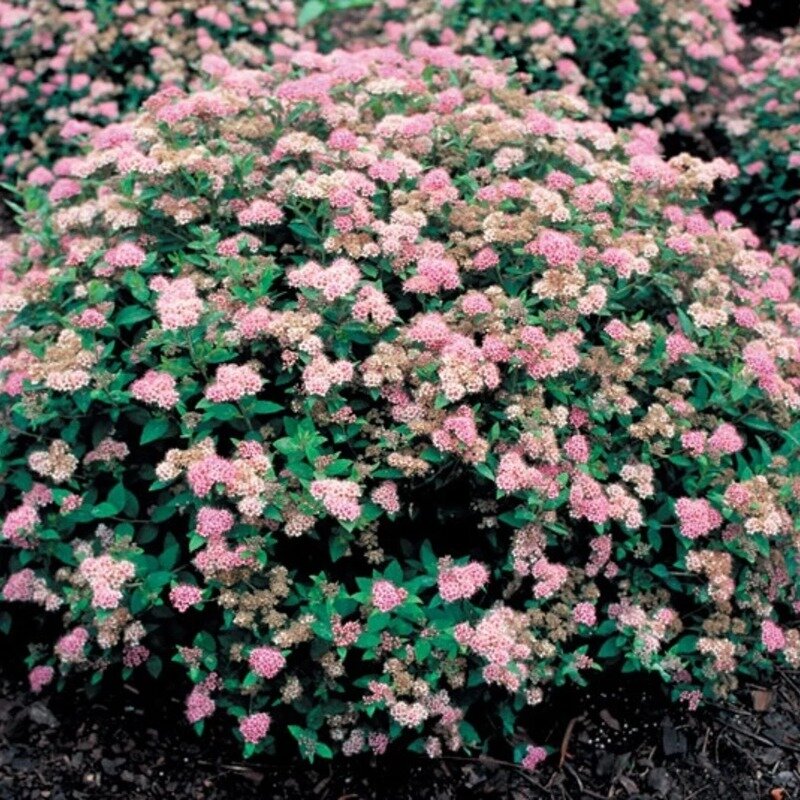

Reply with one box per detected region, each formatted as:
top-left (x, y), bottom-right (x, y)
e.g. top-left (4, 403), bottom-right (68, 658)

top-left (1, 41), bottom-right (799, 765)
top-left (321, 0), bottom-right (747, 128)
top-left (720, 32), bottom-right (800, 244)
top-left (0, 0), bottom-right (302, 178)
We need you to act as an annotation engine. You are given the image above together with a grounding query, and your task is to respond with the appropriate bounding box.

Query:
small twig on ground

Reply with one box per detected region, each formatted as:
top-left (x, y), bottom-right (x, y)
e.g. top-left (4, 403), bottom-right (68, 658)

top-left (718, 720), bottom-right (800, 754)
top-left (562, 762), bottom-right (608, 800)
top-left (700, 725), bottom-right (711, 756)
top-left (559, 716), bottom-right (580, 768)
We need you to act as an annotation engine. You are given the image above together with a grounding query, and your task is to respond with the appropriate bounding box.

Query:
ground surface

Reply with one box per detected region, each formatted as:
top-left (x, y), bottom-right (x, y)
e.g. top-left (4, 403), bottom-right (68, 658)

top-left (2, 669), bottom-right (799, 800)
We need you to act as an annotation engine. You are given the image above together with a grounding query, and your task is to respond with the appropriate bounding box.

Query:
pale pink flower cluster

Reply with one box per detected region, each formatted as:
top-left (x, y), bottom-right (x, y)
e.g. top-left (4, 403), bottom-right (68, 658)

top-left (123, 644), bottom-right (150, 669)
top-left (532, 558), bottom-right (569, 600)
top-left (150, 276), bottom-right (204, 330)
top-left (521, 745), bottom-right (547, 771)
top-left (390, 701), bottom-right (428, 728)
top-left (237, 199), bottom-right (284, 226)
top-left (185, 674), bottom-right (220, 724)
top-left (187, 454), bottom-right (237, 497)
top-left (679, 690), bottom-right (702, 711)
top-left (723, 477), bottom-right (790, 537)
top-left (370, 481), bottom-right (400, 514)
top-left (682, 423), bottom-right (744, 457)
top-left (216, 233), bottom-right (261, 257)
top-left (707, 423), bottom-right (744, 455)
top-left (130, 370), bottom-right (180, 409)
top-left (403, 256), bottom-right (461, 294)
top-left (192, 536), bottom-right (255, 578)
top-left (743, 341), bottom-right (800, 409)
top-left (104, 241), bottom-right (146, 268)
top-left (527, 229), bottom-right (582, 268)
top-left (437, 561), bottom-right (489, 602)
top-left (514, 327), bottom-right (582, 380)
top-left (418, 168), bottom-right (458, 204)
top-left (352, 286), bottom-right (395, 328)
top-left (572, 602), bottom-right (597, 627)
top-left (55, 627), bottom-right (89, 664)
top-left (302, 355), bottom-right (354, 396)
top-left (762, 620), bottom-right (786, 653)
top-left (675, 497), bottom-right (722, 539)
top-left (169, 584), bottom-right (203, 612)
top-left (585, 535), bottom-right (613, 578)
top-left (28, 440), bottom-right (78, 484)
top-left (697, 637), bottom-right (737, 673)
top-left (205, 363), bottom-right (262, 403)
top-left (28, 665), bottom-right (55, 694)
top-left (84, 437), bottom-right (129, 465)
top-left (196, 506), bottom-right (235, 537)
top-left (2, 568), bottom-right (61, 610)
top-left (288, 258), bottom-right (361, 301)
top-left (563, 433), bottom-right (589, 463)
top-left (609, 602), bottom-right (675, 664)
top-left (332, 617), bottom-right (363, 647)
top-left (371, 579), bottom-right (408, 612)
top-left (73, 308), bottom-right (107, 328)
top-left (310, 479), bottom-right (362, 522)
top-left (1, 504), bottom-right (39, 548)
top-left (496, 453), bottom-right (560, 497)
top-left (431, 406), bottom-right (488, 463)
top-left (249, 646), bottom-right (286, 679)
top-left (239, 712), bottom-right (272, 743)
top-left (78, 555), bottom-right (136, 609)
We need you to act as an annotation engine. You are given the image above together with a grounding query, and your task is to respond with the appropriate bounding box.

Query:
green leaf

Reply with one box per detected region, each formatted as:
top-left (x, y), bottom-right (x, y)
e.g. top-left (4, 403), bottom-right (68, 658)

top-left (116, 306), bottom-right (152, 327)
top-left (419, 540), bottom-right (437, 574)
top-left (204, 403), bottom-right (240, 422)
top-left (147, 656), bottom-right (163, 679)
top-left (108, 482), bottom-right (127, 514)
top-left (298, 1), bottom-right (326, 28)
top-left (329, 535), bottom-right (350, 562)
top-left (254, 401), bottom-right (283, 415)
top-left (91, 502), bottom-right (119, 519)
top-left (141, 417), bottom-right (169, 445)
top-left (597, 637), bottom-right (622, 659)
top-left (670, 635), bottom-right (698, 655)
top-left (144, 571), bottom-right (173, 592)
top-left (159, 533), bottom-right (180, 569)
top-left (315, 742), bottom-right (333, 759)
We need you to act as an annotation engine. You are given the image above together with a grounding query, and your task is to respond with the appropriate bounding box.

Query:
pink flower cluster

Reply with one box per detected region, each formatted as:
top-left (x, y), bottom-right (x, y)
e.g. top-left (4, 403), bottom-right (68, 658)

top-left (675, 498), bottom-right (723, 539)
top-left (151, 276), bottom-right (204, 330)
top-left (54, 627), bottom-right (89, 664)
top-left (239, 712), bottom-right (272, 743)
top-left (130, 370), bottom-right (180, 409)
top-left (310, 479), bottom-right (362, 522)
top-left (249, 646), bottom-right (286, 679)
top-left (28, 665), bottom-right (55, 694)
top-left (437, 561), bottom-right (489, 602)
top-left (78, 555), bottom-right (136, 609)
top-left (371, 580), bottom-right (408, 612)
top-left (170, 584), bottom-right (203, 612)
top-left (205, 364), bottom-right (262, 403)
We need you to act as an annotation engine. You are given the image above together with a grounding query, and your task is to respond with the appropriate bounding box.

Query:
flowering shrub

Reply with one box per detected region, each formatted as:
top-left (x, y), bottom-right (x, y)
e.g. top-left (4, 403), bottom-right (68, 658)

top-left (1, 45), bottom-right (800, 765)
top-left (322, 0), bottom-right (747, 128)
top-left (0, 0), bottom-right (753, 183)
top-left (0, 0), bottom-right (303, 178)
top-left (720, 31), bottom-right (800, 243)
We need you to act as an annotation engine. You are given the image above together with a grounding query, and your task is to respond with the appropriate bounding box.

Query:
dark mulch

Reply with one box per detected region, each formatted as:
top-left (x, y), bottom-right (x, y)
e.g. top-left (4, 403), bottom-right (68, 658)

top-left (1, 668), bottom-right (799, 800)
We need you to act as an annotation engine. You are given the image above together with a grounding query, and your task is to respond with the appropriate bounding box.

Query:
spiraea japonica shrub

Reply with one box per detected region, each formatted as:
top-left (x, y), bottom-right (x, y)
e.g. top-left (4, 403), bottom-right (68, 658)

top-left (319, 0), bottom-right (747, 129)
top-left (0, 0), bottom-right (302, 178)
top-left (1, 44), bottom-right (800, 765)
top-left (719, 31), bottom-right (800, 244)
